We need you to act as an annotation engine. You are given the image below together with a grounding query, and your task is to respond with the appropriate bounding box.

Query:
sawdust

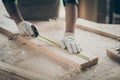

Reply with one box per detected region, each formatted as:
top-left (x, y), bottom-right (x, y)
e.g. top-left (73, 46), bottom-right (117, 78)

top-left (57, 66), bottom-right (81, 80)
top-left (0, 41), bottom-right (28, 65)
top-left (0, 40), bottom-right (80, 80)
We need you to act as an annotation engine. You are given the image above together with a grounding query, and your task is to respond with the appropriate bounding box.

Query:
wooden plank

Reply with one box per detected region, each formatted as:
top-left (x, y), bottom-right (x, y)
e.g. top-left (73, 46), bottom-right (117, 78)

top-left (76, 18), bottom-right (120, 39)
top-left (0, 27), bottom-right (80, 68)
top-left (32, 21), bottom-right (98, 69)
top-left (46, 43), bottom-right (98, 70)
top-left (0, 61), bottom-right (51, 80)
top-left (0, 69), bottom-right (27, 80)
top-left (38, 35), bottom-right (90, 61)
top-left (37, 35), bottom-right (98, 69)
top-left (106, 48), bottom-right (120, 62)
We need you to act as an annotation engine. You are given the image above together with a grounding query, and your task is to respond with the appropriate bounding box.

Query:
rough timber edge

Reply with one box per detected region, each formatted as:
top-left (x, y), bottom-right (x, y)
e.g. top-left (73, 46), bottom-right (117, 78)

top-left (38, 35), bottom-right (98, 70)
top-left (106, 50), bottom-right (120, 62)
top-left (80, 57), bottom-right (98, 70)
top-left (0, 61), bottom-right (51, 80)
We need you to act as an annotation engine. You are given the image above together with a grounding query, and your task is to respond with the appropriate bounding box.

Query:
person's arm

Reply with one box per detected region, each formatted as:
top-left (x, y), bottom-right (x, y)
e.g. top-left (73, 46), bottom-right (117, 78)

top-left (2, 0), bottom-right (39, 37)
top-left (65, 2), bottom-right (78, 33)
top-left (61, 0), bottom-right (82, 54)
top-left (2, 0), bottom-right (23, 24)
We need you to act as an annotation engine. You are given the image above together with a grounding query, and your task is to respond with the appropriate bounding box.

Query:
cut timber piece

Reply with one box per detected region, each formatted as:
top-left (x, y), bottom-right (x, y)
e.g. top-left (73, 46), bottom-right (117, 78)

top-left (46, 45), bottom-right (98, 70)
top-left (80, 57), bottom-right (98, 69)
top-left (107, 48), bottom-right (120, 62)
top-left (76, 18), bottom-right (120, 39)
top-left (0, 27), bottom-right (79, 68)
top-left (0, 61), bottom-right (50, 80)
top-left (33, 35), bottom-right (98, 70)
top-left (0, 27), bottom-right (98, 69)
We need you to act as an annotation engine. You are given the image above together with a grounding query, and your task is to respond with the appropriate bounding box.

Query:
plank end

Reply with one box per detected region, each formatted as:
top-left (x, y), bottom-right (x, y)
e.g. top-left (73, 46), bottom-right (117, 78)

top-left (80, 57), bottom-right (98, 70)
top-left (106, 49), bottom-right (120, 62)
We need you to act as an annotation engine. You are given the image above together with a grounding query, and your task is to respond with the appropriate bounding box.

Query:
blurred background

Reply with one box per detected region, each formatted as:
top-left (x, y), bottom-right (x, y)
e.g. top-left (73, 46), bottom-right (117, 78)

top-left (1, 0), bottom-right (120, 24)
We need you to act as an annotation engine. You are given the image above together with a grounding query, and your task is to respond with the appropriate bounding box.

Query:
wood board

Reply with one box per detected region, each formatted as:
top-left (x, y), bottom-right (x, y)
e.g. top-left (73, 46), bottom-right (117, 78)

top-left (0, 69), bottom-right (27, 80)
top-left (107, 47), bottom-right (120, 62)
top-left (0, 27), bottom-right (79, 66)
top-left (76, 18), bottom-right (120, 39)
top-left (0, 61), bottom-right (50, 80)
top-left (0, 27), bottom-right (98, 69)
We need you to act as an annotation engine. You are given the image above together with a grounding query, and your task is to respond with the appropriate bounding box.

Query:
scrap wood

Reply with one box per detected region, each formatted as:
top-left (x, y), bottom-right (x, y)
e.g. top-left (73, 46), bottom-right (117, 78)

top-left (107, 47), bottom-right (120, 62)
top-left (76, 19), bottom-right (120, 40)
top-left (0, 61), bottom-right (50, 80)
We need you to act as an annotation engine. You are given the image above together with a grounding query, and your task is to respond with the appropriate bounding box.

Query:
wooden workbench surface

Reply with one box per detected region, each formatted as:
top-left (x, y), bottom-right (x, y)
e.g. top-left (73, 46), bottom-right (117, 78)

top-left (0, 15), bottom-right (120, 80)
top-left (0, 1), bottom-right (120, 79)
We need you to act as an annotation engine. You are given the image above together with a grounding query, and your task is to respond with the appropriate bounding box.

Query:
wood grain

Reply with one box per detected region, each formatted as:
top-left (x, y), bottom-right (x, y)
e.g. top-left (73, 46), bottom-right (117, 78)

top-left (76, 19), bottom-right (120, 39)
top-left (0, 27), bottom-right (80, 68)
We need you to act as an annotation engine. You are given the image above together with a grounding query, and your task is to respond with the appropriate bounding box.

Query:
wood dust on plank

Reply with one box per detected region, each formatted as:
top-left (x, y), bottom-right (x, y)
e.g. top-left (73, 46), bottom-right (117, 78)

top-left (0, 34), bottom-right (81, 80)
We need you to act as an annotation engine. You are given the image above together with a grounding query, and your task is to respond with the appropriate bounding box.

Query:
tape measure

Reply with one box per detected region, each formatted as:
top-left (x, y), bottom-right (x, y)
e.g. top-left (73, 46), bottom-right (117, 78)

top-left (37, 34), bottom-right (91, 61)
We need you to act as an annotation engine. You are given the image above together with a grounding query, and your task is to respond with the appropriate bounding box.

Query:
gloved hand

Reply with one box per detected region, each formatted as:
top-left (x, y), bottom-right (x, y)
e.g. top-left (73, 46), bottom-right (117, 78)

top-left (60, 32), bottom-right (82, 54)
top-left (17, 21), bottom-right (39, 37)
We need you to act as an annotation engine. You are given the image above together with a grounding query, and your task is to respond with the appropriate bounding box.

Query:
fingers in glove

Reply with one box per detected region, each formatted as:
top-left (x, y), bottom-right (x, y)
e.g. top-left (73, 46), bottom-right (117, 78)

top-left (66, 43), bottom-right (73, 53)
top-left (76, 44), bottom-right (82, 53)
top-left (23, 27), bottom-right (31, 36)
top-left (71, 43), bottom-right (78, 54)
top-left (26, 24), bottom-right (34, 36)
top-left (61, 40), bottom-right (67, 49)
top-left (19, 30), bottom-right (23, 35)
top-left (19, 27), bottom-right (26, 35)
top-left (31, 25), bottom-right (39, 37)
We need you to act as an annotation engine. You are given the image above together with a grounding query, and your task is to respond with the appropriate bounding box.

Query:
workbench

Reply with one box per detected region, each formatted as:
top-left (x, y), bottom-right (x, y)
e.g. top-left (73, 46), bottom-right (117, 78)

top-left (0, 14), bottom-right (120, 80)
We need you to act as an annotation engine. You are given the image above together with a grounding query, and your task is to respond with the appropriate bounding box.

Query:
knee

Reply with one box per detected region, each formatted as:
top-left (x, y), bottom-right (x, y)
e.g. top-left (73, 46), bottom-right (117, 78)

top-left (63, 0), bottom-right (79, 6)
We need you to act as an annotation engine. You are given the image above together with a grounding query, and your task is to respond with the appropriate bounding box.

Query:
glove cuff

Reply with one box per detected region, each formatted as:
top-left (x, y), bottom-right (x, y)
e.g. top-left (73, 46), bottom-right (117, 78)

top-left (64, 32), bottom-right (74, 37)
top-left (18, 21), bottom-right (32, 27)
top-left (18, 21), bottom-right (25, 26)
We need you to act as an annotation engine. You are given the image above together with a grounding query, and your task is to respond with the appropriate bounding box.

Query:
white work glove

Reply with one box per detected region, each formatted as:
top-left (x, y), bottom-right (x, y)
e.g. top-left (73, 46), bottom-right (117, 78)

top-left (17, 21), bottom-right (39, 37)
top-left (60, 32), bottom-right (82, 54)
